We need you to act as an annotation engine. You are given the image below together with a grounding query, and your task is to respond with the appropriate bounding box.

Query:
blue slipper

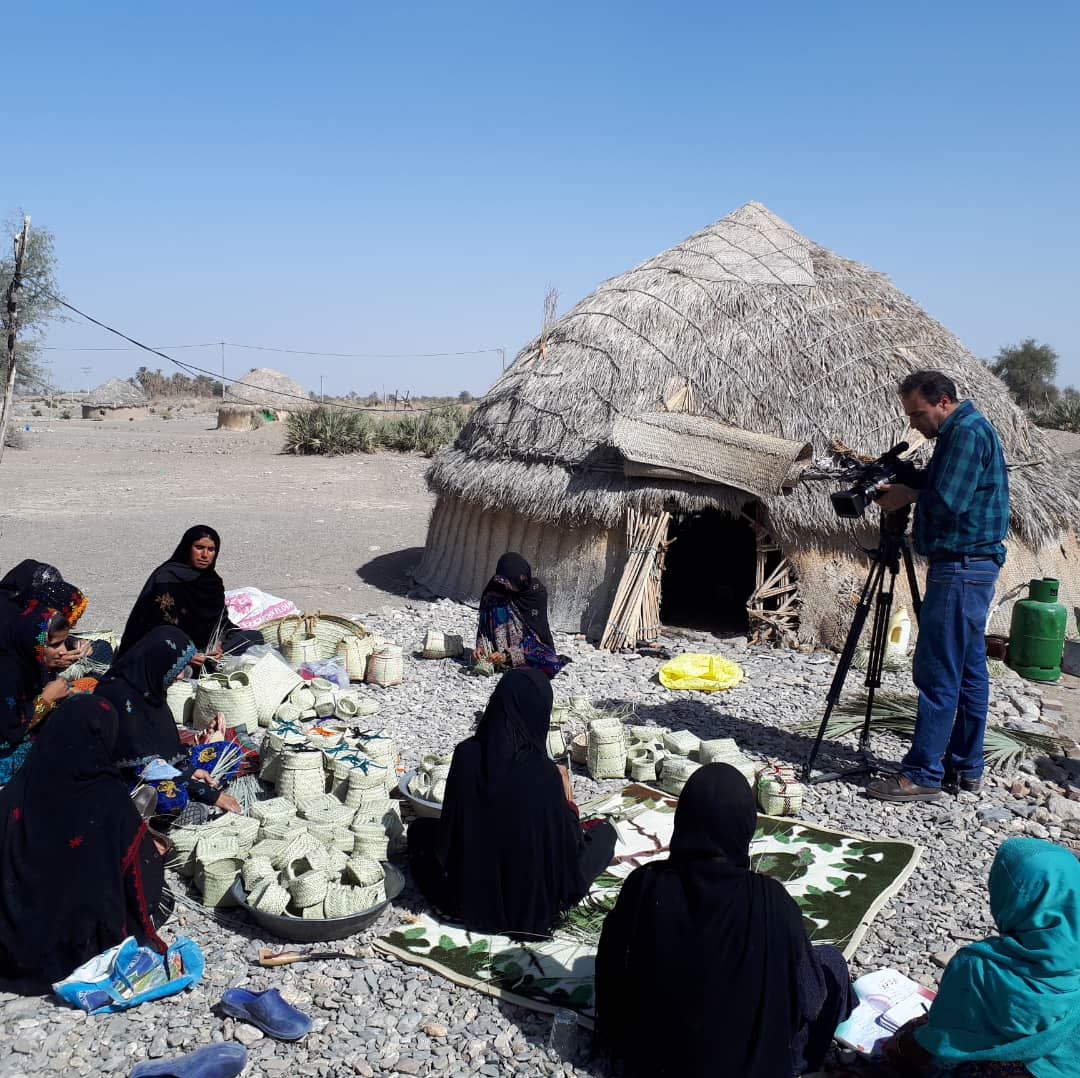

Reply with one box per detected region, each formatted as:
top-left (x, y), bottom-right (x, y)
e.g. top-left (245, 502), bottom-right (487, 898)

top-left (219, 987), bottom-right (313, 1041)
top-left (130, 1043), bottom-right (247, 1078)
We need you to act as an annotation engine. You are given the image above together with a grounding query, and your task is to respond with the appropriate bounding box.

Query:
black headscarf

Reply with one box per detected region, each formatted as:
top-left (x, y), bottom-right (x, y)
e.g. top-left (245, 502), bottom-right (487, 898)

top-left (595, 763), bottom-right (813, 1078)
top-left (96, 626), bottom-right (196, 771)
top-left (0, 695), bottom-right (166, 984)
top-left (481, 552), bottom-right (555, 649)
top-left (116, 526), bottom-right (225, 658)
top-left (0, 560), bottom-right (87, 626)
top-left (0, 601), bottom-right (58, 746)
top-left (432, 668), bottom-right (587, 937)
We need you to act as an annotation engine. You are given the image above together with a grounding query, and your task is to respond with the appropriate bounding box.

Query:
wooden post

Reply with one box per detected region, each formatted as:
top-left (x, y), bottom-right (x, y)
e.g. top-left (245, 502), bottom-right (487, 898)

top-left (0, 216), bottom-right (31, 466)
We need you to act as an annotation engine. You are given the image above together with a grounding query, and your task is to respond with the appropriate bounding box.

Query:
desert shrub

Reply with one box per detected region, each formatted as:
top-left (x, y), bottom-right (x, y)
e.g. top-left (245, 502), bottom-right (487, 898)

top-left (60, 410), bottom-right (71, 420)
top-left (379, 407), bottom-right (467, 456)
top-left (284, 407), bottom-right (381, 455)
top-left (1029, 398), bottom-right (1080, 434)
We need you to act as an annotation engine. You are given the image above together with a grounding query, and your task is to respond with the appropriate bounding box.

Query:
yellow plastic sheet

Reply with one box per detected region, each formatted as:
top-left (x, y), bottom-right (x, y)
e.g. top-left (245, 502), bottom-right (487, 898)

top-left (658, 652), bottom-right (744, 693)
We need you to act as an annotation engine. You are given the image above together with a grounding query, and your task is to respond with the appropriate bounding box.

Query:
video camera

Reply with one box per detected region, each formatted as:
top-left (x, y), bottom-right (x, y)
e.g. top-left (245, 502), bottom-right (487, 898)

top-left (830, 442), bottom-right (920, 519)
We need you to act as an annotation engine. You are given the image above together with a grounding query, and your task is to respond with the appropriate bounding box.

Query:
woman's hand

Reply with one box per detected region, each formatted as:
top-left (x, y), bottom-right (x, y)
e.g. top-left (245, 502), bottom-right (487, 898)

top-left (191, 768), bottom-right (217, 786)
top-left (190, 652), bottom-right (206, 669)
top-left (196, 714), bottom-right (228, 743)
top-left (215, 792), bottom-right (241, 814)
top-left (556, 764), bottom-right (573, 803)
top-left (41, 679), bottom-right (70, 704)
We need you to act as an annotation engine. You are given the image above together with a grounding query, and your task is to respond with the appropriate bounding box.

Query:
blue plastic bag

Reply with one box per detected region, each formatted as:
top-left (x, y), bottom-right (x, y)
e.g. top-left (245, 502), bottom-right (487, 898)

top-left (52, 935), bottom-right (204, 1014)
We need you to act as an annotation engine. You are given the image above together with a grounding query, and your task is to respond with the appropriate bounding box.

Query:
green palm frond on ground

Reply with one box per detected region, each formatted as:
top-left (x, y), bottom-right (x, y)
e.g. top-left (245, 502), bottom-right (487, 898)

top-left (795, 691), bottom-right (1067, 770)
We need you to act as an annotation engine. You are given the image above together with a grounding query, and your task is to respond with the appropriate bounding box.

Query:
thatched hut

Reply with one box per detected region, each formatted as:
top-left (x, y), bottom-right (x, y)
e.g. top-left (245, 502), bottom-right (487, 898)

top-left (81, 378), bottom-right (149, 420)
top-left (416, 201), bottom-right (1080, 648)
top-left (223, 368), bottom-right (309, 411)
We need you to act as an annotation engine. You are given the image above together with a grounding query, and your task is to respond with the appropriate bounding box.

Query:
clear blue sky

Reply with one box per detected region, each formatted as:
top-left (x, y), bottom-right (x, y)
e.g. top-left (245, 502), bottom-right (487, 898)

top-left (7, 0), bottom-right (1079, 397)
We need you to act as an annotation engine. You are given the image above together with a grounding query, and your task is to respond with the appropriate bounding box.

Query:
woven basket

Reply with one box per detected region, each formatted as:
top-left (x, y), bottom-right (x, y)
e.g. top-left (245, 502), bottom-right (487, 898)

top-left (306, 725), bottom-right (344, 750)
top-left (300, 900), bottom-right (327, 919)
top-left (660, 756), bottom-right (700, 796)
top-left (289, 685), bottom-right (316, 710)
top-left (219, 813), bottom-right (260, 843)
top-left (249, 837), bottom-right (287, 864)
top-left (166, 681), bottom-right (194, 727)
top-left (546, 727), bottom-right (566, 761)
top-left (421, 630), bottom-right (464, 659)
top-left (195, 830), bottom-right (239, 868)
top-left (334, 696), bottom-right (359, 720)
top-left (298, 792), bottom-right (350, 821)
top-left (167, 826), bottom-right (202, 878)
top-left (587, 719), bottom-right (627, 780)
top-left (193, 676), bottom-right (258, 734)
top-left (324, 883), bottom-right (370, 919)
top-left (249, 876), bottom-right (290, 915)
top-left (570, 733), bottom-right (587, 765)
top-left (344, 856), bottom-right (385, 887)
top-left (351, 822), bottom-right (389, 861)
top-left (259, 817), bottom-right (297, 842)
top-left (285, 635), bottom-right (319, 666)
top-left (344, 758), bottom-right (388, 801)
top-left (242, 856), bottom-right (276, 891)
top-left (263, 612), bottom-right (370, 662)
top-left (350, 796), bottom-right (392, 828)
top-left (251, 796), bottom-right (296, 824)
top-left (337, 636), bottom-right (374, 681)
top-left (260, 726), bottom-right (307, 784)
top-left (756, 765), bottom-right (804, 817)
top-left (239, 649), bottom-right (305, 727)
top-left (627, 744), bottom-right (662, 782)
top-left (197, 857), bottom-right (242, 907)
top-left (274, 702), bottom-right (302, 725)
top-left (365, 645), bottom-right (403, 687)
top-left (288, 868), bottom-right (329, 909)
top-left (662, 730), bottom-right (700, 758)
top-left (326, 846), bottom-right (349, 874)
top-left (277, 748), bottom-right (329, 804)
top-left (354, 882), bottom-right (385, 909)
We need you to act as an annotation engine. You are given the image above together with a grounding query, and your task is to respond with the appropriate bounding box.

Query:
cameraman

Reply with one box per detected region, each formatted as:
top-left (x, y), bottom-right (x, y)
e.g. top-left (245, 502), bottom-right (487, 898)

top-left (867, 370), bottom-right (1009, 803)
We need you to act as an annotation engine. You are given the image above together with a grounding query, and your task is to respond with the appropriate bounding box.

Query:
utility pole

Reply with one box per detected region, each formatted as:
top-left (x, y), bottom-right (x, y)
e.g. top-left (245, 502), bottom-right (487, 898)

top-left (0, 216), bottom-right (31, 466)
top-left (220, 341), bottom-right (226, 398)
top-left (320, 374), bottom-right (324, 401)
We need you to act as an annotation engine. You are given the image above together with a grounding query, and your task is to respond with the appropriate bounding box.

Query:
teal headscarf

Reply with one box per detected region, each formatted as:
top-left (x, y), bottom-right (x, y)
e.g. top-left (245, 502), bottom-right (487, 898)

top-left (916, 837), bottom-right (1080, 1078)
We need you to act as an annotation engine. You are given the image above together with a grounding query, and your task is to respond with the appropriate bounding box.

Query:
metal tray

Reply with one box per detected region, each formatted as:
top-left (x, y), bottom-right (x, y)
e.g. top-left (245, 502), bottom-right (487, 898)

top-left (229, 863), bottom-right (404, 942)
top-left (398, 769), bottom-right (443, 818)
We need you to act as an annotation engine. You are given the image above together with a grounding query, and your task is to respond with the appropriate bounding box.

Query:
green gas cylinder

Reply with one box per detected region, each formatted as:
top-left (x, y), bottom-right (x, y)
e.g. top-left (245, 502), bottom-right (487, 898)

top-left (1006, 577), bottom-right (1068, 682)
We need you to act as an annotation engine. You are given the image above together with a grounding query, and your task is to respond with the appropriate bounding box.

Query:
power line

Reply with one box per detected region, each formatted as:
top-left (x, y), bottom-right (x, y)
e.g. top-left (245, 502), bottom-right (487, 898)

top-left (44, 294), bottom-right (484, 413)
top-left (41, 340), bottom-right (504, 359)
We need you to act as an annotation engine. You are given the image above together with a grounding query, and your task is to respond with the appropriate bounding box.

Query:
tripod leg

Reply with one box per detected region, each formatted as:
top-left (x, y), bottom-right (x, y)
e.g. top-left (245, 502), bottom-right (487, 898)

top-left (858, 558), bottom-right (898, 755)
top-left (803, 557), bottom-right (887, 780)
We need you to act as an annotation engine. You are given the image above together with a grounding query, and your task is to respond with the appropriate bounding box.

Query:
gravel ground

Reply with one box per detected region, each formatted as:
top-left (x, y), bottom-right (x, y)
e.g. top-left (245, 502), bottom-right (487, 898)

top-left (2, 415), bottom-right (1079, 1077)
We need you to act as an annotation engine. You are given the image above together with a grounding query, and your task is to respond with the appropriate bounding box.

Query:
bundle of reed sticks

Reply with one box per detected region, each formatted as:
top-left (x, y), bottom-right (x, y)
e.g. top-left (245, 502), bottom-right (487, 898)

top-left (601, 509), bottom-right (671, 651)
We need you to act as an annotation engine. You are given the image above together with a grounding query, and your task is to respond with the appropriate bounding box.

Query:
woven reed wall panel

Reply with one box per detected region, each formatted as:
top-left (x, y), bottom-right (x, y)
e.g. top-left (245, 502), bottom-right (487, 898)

top-left (415, 496), bottom-right (624, 635)
top-left (789, 532), bottom-right (1080, 650)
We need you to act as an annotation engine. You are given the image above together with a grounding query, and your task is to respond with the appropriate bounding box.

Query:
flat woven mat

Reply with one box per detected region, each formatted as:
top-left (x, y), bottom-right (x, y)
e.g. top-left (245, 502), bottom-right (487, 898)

top-left (375, 784), bottom-right (920, 1026)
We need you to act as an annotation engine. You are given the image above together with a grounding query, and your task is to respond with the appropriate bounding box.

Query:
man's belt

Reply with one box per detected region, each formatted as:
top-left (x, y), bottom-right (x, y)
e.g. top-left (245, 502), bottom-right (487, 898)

top-left (928, 553), bottom-right (997, 563)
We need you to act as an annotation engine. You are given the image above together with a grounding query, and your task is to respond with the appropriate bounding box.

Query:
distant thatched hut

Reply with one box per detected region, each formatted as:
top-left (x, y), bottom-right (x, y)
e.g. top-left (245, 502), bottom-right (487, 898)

top-left (416, 201), bottom-right (1080, 648)
top-left (216, 405), bottom-right (264, 432)
top-left (82, 378), bottom-right (149, 420)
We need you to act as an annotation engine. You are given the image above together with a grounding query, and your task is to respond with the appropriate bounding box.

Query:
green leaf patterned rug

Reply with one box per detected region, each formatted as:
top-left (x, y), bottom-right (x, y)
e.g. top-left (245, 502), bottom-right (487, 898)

top-left (375, 785), bottom-right (920, 1025)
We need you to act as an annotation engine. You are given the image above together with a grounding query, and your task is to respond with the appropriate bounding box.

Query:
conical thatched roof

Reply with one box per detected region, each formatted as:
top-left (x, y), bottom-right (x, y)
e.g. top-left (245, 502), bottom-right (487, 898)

top-left (429, 201), bottom-right (1078, 546)
top-left (85, 377), bottom-right (148, 407)
top-left (225, 368), bottom-right (311, 409)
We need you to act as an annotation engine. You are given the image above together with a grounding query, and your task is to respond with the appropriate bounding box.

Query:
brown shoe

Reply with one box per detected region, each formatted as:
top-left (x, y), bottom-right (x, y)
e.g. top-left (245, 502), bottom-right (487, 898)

top-left (943, 774), bottom-right (982, 795)
top-left (866, 774), bottom-right (942, 802)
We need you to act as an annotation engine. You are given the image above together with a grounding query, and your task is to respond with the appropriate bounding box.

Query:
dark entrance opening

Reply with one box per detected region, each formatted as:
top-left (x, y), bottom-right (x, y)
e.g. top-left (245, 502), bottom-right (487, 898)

top-left (660, 507), bottom-right (758, 633)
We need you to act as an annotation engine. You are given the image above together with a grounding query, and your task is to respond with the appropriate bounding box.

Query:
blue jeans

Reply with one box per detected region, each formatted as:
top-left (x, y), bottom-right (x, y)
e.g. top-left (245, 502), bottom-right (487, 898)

top-left (901, 558), bottom-right (999, 788)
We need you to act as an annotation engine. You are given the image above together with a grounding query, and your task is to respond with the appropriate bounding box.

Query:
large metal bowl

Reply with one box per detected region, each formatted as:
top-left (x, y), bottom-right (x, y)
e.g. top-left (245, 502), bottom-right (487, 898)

top-left (398, 769), bottom-right (443, 818)
top-left (229, 863), bottom-right (404, 942)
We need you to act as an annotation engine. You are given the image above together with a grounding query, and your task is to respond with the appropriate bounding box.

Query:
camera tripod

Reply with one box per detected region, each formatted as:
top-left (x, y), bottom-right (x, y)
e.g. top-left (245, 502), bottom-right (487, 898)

top-left (802, 508), bottom-right (922, 783)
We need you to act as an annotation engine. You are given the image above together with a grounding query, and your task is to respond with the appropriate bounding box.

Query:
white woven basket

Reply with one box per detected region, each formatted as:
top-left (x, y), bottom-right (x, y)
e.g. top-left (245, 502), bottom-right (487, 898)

top-left (421, 631), bottom-right (464, 659)
top-left (236, 649), bottom-right (305, 727)
top-left (344, 856), bottom-right (385, 887)
top-left (587, 720), bottom-right (627, 780)
top-left (365, 645), bottom-right (403, 687)
top-left (166, 681), bottom-right (194, 727)
top-left (756, 765), bottom-right (804, 817)
top-left (324, 883), bottom-right (369, 919)
top-left (242, 856), bottom-right (276, 891)
top-left (662, 730), bottom-right (700, 758)
top-left (288, 869), bottom-right (329, 909)
top-left (249, 877), bottom-right (290, 916)
top-left (284, 635), bottom-right (319, 666)
top-left (250, 796), bottom-right (296, 824)
top-left (193, 676), bottom-right (259, 734)
top-left (167, 826), bottom-right (202, 878)
top-left (337, 636), bottom-right (374, 681)
top-left (248, 837), bottom-right (287, 864)
top-left (351, 823), bottom-right (389, 861)
top-left (194, 831), bottom-right (239, 868)
top-left (277, 746), bottom-right (328, 800)
top-left (660, 756), bottom-right (700, 796)
top-left (197, 857), bottom-right (242, 907)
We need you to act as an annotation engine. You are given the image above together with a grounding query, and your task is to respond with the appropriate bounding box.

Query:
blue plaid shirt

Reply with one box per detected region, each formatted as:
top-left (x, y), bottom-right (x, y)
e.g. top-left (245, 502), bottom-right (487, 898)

top-left (912, 400), bottom-right (1009, 564)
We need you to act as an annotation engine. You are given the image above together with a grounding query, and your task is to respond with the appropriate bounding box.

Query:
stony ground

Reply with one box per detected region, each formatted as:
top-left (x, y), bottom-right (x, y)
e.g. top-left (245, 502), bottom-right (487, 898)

top-left (2, 416), bottom-right (1079, 1077)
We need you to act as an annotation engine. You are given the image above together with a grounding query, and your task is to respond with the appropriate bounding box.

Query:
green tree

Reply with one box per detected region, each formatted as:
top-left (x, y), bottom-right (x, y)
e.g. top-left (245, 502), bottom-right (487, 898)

top-left (989, 338), bottom-right (1059, 407)
top-left (457, 389), bottom-right (474, 403)
top-left (0, 215), bottom-right (64, 393)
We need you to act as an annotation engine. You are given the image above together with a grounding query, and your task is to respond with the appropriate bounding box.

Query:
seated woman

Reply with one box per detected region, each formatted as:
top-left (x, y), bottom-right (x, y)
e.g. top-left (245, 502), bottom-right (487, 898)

top-left (595, 763), bottom-right (855, 1078)
top-left (95, 627), bottom-right (241, 817)
top-left (0, 695), bottom-right (169, 985)
top-left (409, 668), bottom-right (616, 939)
top-left (0, 559), bottom-right (88, 625)
top-left (0, 604), bottom-right (74, 785)
top-left (115, 525), bottom-right (260, 668)
top-left (473, 553), bottom-right (564, 678)
top-left (874, 836), bottom-right (1080, 1078)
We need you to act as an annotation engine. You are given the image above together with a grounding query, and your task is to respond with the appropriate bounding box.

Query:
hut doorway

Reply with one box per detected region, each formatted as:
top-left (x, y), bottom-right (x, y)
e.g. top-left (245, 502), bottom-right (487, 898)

top-left (660, 508), bottom-right (758, 633)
